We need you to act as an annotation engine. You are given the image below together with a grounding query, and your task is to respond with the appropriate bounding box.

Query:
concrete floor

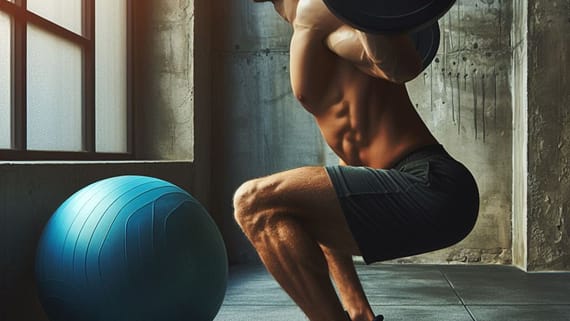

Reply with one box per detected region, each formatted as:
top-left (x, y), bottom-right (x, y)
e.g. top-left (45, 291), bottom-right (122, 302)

top-left (214, 264), bottom-right (570, 321)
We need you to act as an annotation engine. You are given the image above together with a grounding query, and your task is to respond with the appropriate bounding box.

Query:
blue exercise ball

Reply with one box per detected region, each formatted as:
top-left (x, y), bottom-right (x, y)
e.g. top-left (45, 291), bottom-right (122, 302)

top-left (36, 176), bottom-right (227, 321)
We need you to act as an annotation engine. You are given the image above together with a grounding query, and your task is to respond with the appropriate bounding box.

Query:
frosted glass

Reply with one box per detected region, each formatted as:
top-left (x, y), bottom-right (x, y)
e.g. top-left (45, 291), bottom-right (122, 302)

top-left (27, 25), bottom-right (82, 152)
top-left (0, 13), bottom-right (10, 149)
top-left (27, 0), bottom-right (82, 35)
top-left (95, 0), bottom-right (127, 153)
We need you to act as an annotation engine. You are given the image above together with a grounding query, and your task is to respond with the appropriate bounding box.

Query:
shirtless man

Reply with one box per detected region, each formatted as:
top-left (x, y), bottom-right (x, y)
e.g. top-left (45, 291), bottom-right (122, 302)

top-left (233, 1), bottom-right (480, 320)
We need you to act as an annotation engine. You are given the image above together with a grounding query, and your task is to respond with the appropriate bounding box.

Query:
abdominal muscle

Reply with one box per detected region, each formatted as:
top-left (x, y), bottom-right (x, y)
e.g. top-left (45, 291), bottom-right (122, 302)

top-left (301, 61), bottom-right (438, 169)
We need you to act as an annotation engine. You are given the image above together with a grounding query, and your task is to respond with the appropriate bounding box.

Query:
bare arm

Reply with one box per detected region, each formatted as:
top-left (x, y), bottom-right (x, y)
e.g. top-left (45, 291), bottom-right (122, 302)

top-left (293, 0), bottom-right (422, 83)
top-left (326, 25), bottom-right (422, 83)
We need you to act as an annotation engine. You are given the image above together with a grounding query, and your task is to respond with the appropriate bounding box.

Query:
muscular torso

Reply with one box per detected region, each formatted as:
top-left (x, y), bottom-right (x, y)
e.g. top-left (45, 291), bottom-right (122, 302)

top-left (289, 0), bottom-right (437, 168)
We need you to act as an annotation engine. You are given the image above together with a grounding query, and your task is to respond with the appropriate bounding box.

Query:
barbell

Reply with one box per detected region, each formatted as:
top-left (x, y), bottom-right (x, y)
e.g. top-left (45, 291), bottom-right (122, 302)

top-left (322, 0), bottom-right (456, 34)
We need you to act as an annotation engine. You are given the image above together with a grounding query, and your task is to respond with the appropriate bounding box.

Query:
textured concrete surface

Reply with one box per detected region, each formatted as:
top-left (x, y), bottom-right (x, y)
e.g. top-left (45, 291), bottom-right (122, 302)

top-left (135, 0), bottom-right (195, 161)
top-left (211, 0), bottom-right (514, 265)
top-left (511, 0), bottom-right (570, 271)
top-left (525, 0), bottom-right (570, 271)
top-left (215, 264), bottom-right (570, 321)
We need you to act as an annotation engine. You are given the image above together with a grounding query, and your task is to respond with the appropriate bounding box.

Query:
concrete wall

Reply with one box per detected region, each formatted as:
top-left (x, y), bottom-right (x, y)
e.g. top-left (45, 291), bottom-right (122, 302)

top-left (524, 0), bottom-right (570, 271)
top-left (511, 0), bottom-right (570, 272)
top-left (211, 1), bottom-right (514, 265)
top-left (0, 1), bottom-right (211, 319)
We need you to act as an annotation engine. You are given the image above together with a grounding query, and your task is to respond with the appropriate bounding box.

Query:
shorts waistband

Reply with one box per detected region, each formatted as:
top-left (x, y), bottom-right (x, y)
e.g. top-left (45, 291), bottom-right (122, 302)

top-left (392, 144), bottom-right (449, 169)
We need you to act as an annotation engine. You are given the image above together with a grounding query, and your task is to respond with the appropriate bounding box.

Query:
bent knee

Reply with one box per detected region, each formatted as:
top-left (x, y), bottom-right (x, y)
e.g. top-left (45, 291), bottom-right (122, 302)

top-left (233, 179), bottom-right (257, 216)
top-left (233, 178), bottom-right (274, 226)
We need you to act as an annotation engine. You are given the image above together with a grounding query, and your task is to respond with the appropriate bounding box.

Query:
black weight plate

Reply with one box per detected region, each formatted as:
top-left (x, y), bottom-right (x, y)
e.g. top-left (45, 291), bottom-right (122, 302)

top-left (323, 0), bottom-right (455, 34)
top-left (410, 22), bottom-right (440, 72)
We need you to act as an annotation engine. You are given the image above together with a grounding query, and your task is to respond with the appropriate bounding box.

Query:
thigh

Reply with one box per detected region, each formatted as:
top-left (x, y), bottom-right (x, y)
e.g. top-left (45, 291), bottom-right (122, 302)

top-left (244, 166), bottom-right (361, 255)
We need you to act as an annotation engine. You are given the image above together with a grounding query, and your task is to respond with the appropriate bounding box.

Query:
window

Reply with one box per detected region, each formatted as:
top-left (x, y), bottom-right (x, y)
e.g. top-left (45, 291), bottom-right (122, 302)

top-left (0, 0), bottom-right (132, 160)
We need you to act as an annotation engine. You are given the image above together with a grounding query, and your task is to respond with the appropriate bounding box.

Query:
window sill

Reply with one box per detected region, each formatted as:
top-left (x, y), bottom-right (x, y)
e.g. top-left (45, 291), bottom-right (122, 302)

top-left (0, 150), bottom-right (136, 162)
top-left (0, 159), bottom-right (194, 165)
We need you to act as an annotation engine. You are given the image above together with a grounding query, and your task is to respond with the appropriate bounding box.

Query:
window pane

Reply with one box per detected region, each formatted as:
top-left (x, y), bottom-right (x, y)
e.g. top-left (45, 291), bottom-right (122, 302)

top-left (27, 0), bottom-right (82, 35)
top-left (95, 0), bottom-right (127, 153)
top-left (0, 12), bottom-right (10, 149)
top-left (27, 25), bottom-right (82, 152)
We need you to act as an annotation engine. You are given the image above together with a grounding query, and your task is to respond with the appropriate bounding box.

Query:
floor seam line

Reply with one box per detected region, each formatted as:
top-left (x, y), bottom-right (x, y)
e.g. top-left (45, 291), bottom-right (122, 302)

top-left (440, 269), bottom-right (477, 321)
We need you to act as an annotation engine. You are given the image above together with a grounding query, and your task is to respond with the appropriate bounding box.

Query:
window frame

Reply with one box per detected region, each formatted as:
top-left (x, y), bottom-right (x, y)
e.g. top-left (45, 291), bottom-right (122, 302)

top-left (0, 0), bottom-right (134, 161)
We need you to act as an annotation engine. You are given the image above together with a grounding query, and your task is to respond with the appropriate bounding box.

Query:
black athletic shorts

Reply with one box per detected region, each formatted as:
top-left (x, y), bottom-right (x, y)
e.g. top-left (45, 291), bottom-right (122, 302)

top-left (325, 144), bottom-right (479, 264)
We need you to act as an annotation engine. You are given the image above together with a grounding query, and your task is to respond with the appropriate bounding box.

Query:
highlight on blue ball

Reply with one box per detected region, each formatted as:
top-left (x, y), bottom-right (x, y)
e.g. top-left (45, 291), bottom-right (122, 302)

top-left (35, 175), bottom-right (228, 321)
